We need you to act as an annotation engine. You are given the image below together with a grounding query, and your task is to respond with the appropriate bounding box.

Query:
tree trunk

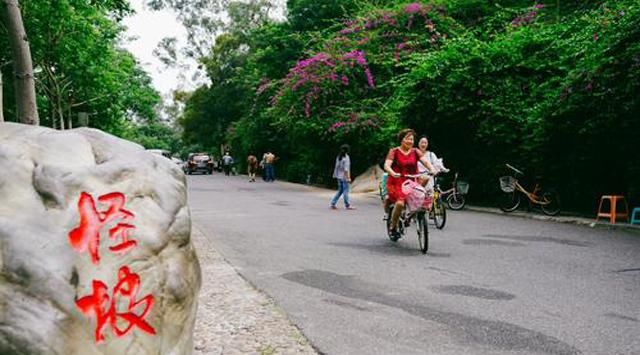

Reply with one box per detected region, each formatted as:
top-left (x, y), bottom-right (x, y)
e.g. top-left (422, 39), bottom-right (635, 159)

top-left (2, 0), bottom-right (39, 125)
top-left (0, 70), bottom-right (4, 122)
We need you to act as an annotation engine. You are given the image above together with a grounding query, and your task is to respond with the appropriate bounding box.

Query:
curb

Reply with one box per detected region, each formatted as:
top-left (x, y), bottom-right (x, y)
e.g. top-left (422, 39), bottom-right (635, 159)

top-left (463, 205), bottom-right (640, 234)
top-left (354, 190), bottom-right (640, 234)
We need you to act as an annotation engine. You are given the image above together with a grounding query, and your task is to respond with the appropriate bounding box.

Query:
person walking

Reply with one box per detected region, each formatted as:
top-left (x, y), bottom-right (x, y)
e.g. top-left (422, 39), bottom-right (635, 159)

top-left (330, 144), bottom-right (355, 210)
top-left (263, 151), bottom-right (276, 182)
top-left (247, 154), bottom-right (258, 182)
top-left (222, 151), bottom-right (234, 176)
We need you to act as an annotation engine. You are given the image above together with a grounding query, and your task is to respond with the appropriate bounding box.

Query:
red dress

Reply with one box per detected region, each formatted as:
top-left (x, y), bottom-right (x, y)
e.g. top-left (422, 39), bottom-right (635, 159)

top-left (386, 148), bottom-right (424, 203)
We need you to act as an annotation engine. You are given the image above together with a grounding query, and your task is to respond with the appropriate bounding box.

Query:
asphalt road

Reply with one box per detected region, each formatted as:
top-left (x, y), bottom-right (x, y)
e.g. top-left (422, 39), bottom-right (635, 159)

top-left (187, 174), bottom-right (640, 355)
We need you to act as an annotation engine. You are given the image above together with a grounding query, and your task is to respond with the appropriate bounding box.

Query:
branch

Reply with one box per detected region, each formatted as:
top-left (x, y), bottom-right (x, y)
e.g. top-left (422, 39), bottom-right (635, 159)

top-left (71, 94), bottom-right (109, 108)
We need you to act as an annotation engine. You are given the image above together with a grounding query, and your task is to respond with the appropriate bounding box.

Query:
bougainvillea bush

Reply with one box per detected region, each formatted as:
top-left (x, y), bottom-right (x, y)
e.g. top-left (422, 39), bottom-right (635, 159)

top-left (188, 0), bottom-right (639, 211)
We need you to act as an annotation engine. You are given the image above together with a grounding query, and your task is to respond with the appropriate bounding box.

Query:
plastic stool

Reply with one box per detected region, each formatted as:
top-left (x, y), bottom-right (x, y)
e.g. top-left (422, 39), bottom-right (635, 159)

top-left (631, 207), bottom-right (640, 225)
top-left (596, 195), bottom-right (629, 224)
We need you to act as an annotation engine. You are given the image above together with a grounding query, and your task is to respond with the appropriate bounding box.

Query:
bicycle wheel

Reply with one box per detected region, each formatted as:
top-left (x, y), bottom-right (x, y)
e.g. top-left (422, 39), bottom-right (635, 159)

top-left (433, 200), bottom-right (446, 229)
top-left (447, 193), bottom-right (466, 210)
top-left (416, 211), bottom-right (428, 254)
top-left (385, 205), bottom-right (401, 242)
top-left (499, 191), bottom-right (520, 212)
top-left (540, 190), bottom-right (561, 216)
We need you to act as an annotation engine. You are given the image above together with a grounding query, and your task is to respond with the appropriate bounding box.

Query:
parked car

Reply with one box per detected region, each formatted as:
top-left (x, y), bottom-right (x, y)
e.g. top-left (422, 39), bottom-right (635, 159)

top-left (146, 149), bottom-right (172, 159)
top-left (185, 153), bottom-right (214, 175)
top-left (171, 157), bottom-right (184, 167)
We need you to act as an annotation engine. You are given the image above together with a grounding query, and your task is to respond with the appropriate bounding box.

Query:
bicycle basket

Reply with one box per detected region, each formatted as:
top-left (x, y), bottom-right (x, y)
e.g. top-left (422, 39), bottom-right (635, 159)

top-left (456, 181), bottom-right (470, 195)
top-left (499, 176), bottom-right (516, 193)
top-left (402, 179), bottom-right (426, 213)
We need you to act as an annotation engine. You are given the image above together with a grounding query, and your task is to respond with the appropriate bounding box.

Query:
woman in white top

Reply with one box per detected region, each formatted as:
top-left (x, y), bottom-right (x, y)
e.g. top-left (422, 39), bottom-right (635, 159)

top-left (330, 144), bottom-right (355, 210)
top-left (417, 136), bottom-right (448, 191)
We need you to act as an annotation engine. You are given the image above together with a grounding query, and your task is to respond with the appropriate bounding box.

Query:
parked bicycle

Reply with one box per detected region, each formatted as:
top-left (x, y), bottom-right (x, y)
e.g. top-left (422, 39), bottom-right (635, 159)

top-left (380, 174), bottom-right (429, 254)
top-left (427, 172), bottom-right (469, 230)
top-left (439, 172), bottom-right (468, 210)
top-left (499, 164), bottom-right (561, 216)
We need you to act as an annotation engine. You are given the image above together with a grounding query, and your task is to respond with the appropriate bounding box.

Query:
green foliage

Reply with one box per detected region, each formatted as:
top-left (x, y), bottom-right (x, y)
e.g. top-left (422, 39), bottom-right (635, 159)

top-left (121, 121), bottom-right (183, 153)
top-left (2, 0), bottom-right (160, 128)
top-left (178, 0), bottom-right (640, 212)
top-left (1, 0), bottom-right (175, 154)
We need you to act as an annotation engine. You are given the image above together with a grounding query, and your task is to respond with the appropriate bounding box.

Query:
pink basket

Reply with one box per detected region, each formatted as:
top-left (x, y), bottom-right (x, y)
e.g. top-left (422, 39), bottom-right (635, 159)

top-left (402, 179), bottom-right (426, 213)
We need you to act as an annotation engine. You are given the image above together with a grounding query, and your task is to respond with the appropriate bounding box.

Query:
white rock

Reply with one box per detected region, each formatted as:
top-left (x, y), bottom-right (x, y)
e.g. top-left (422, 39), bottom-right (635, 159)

top-left (0, 122), bottom-right (201, 354)
top-left (350, 165), bottom-right (384, 193)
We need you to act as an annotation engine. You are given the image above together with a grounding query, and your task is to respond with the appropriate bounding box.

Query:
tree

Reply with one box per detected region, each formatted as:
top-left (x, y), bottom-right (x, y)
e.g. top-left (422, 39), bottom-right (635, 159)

top-left (1, 0), bottom-right (38, 125)
top-left (0, 63), bottom-right (5, 122)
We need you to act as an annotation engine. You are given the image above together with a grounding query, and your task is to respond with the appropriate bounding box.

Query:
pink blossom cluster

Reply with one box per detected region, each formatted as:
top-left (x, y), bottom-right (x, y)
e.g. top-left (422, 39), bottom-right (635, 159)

top-left (272, 2), bottom-right (449, 119)
top-left (327, 114), bottom-right (380, 133)
top-left (271, 50), bottom-right (376, 117)
top-left (338, 3), bottom-right (434, 37)
top-left (343, 50), bottom-right (375, 88)
top-left (404, 3), bottom-right (422, 14)
top-left (394, 42), bottom-right (410, 61)
top-left (256, 78), bottom-right (271, 95)
top-left (512, 3), bottom-right (545, 27)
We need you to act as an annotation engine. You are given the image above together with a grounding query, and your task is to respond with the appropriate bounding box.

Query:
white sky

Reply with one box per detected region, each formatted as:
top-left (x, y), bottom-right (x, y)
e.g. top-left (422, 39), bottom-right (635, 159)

top-left (121, 0), bottom-right (204, 98)
top-left (121, 0), bottom-right (286, 101)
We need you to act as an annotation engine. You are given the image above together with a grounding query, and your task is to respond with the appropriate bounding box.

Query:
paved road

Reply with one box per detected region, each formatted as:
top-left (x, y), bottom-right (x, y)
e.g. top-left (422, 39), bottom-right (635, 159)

top-left (188, 174), bottom-right (640, 355)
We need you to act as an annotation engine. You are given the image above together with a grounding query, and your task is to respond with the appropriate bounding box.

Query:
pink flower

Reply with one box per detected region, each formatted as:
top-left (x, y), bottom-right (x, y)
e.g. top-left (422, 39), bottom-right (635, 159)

top-left (330, 121), bottom-right (345, 131)
top-left (404, 3), bottom-right (422, 14)
top-left (304, 100), bottom-right (311, 117)
top-left (585, 81), bottom-right (593, 91)
top-left (256, 78), bottom-right (270, 95)
top-left (343, 50), bottom-right (368, 66)
top-left (341, 75), bottom-right (349, 86)
top-left (364, 68), bottom-right (375, 88)
top-left (339, 28), bottom-right (354, 35)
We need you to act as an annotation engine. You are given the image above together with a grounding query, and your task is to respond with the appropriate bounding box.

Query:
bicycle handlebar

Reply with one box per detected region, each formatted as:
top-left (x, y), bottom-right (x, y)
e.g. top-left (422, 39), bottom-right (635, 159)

top-left (505, 163), bottom-right (524, 176)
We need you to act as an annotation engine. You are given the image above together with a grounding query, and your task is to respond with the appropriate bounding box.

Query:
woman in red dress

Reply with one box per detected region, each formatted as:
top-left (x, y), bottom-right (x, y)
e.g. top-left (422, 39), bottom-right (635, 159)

top-left (383, 129), bottom-right (437, 238)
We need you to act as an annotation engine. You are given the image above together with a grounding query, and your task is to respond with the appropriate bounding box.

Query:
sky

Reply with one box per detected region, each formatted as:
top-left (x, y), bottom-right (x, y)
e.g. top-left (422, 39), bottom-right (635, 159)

top-left (121, 0), bottom-right (286, 102)
top-left (121, 0), bottom-right (204, 99)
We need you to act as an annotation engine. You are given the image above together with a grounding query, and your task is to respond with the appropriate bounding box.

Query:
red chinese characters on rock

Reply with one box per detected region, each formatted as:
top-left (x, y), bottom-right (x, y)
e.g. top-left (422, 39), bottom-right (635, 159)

top-left (69, 191), bottom-right (155, 343)
top-left (69, 192), bottom-right (137, 264)
top-left (76, 266), bottom-right (156, 343)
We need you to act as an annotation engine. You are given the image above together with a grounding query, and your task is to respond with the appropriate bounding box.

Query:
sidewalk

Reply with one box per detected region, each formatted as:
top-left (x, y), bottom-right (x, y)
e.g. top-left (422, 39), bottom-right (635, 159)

top-left (463, 205), bottom-right (640, 234)
top-left (191, 225), bottom-right (318, 355)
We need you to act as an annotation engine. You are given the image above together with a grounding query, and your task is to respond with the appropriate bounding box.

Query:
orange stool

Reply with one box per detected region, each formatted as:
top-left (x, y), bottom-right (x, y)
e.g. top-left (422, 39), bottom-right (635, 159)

top-left (596, 195), bottom-right (629, 224)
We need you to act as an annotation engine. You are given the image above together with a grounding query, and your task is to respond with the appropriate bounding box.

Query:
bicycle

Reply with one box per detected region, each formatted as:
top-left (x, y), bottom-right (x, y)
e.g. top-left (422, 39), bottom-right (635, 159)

top-left (428, 172), bottom-right (469, 229)
top-left (430, 182), bottom-right (446, 229)
top-left (381, 174), bottom-right (429, 254)
top-left (437, 172), bottom-right (468, 210)
top-left (499, 164), bottom-right (561, 216)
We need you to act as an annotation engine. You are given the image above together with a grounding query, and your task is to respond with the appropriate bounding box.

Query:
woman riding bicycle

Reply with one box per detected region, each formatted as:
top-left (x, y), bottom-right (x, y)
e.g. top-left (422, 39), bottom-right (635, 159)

top-left (384, 129), bottom-right (437, 238)
top-left (417, 136), bottom-right (449, 189)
